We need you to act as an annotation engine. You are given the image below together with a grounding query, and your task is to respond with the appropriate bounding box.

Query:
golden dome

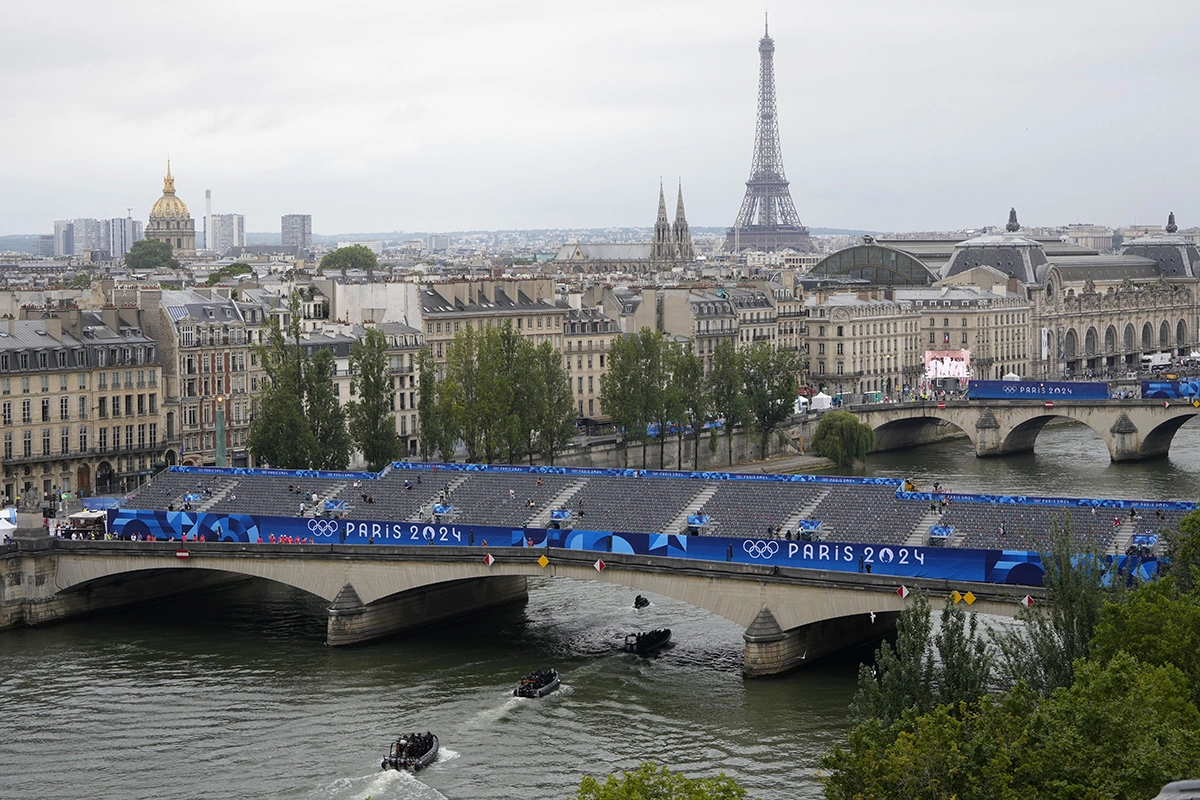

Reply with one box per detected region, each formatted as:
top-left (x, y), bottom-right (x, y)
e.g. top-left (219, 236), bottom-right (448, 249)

top-left (149, 160), bottom-right (191, 220)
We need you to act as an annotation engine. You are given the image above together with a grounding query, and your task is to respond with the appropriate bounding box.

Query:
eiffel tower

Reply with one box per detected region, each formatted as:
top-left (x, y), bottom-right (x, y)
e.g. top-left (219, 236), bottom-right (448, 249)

top-left (724, 18), bottom-right (815, 253)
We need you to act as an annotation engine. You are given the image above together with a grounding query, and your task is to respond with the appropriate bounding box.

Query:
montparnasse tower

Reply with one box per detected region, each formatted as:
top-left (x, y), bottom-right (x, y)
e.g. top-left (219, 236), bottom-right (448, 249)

top-left (146, 160), bottom-right (196, 257)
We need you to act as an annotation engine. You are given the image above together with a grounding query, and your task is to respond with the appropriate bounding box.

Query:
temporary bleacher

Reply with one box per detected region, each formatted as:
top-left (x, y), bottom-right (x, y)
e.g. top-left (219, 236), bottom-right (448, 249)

top-left (695, 482), bottom-right (827, 539)
top-left (938, 503), bottom-right (1114, 552)
top-left (562, 476), bottom-right (709, 534)
top-left (442, 472), bottom-right (580, 528)
top-left (803, 485), bottom-right (929, 545)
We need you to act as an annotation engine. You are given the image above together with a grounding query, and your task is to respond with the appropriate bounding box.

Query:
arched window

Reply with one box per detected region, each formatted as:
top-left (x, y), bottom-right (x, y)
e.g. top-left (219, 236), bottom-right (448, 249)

top-left (1104, 326), bottom-right (1116, 354)
top-left (1124, 324), bottom-right (1135, 353)
top-left (1085, 327), bottom-right (1098, 357)
top-left (1064, 329), bottom-right (1078, 359)
top-left (1160, 320), bottom-right (1171, 349)
top-left (1142, 322), bottom-right (1154, 351)
top-left (1177, 319), bottom-right (1187, 347)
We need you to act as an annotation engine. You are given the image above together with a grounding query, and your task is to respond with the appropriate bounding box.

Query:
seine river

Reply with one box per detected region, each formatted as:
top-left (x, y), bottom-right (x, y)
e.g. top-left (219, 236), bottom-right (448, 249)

top-left (3, 421), bottom-right (1199, 800)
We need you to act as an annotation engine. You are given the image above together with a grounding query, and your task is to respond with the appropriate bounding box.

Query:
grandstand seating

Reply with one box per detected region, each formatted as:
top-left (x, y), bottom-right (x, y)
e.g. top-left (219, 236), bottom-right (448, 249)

top-left (804, 485), bottom-right (929, 545)
top-left (695, 482), bottom-right (825, 539)
top-left (121, 466), bottom-right (1189, 556)
top-left (559, 476), bottom-right (706, 534)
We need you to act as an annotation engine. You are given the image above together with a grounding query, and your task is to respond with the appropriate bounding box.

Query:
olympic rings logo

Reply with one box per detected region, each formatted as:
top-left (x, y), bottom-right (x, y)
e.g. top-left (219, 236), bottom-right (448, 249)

top-left (307, 518), bottom-right (341, 537)
top-left (1002, 385), bottom-right (1017, 393)
top-left (743, 540), bottom-right (779, 559)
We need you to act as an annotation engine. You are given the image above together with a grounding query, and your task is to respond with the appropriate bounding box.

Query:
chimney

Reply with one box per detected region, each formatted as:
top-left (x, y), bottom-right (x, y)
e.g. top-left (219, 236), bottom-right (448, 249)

top-left (44, 317), bottom-right (62, 340)
top-left (7, 317), bottom-right (14, 336)
top-left (1007, 276), bottom-right (1018, 295)
top-left (102, 307), bottom-right (119, 332)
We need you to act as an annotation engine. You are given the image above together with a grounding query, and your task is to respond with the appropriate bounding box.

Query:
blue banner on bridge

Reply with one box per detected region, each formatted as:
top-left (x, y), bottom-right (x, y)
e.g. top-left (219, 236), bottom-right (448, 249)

top-left (967, 380), bottom-right (1110, 401)
top-left (1142, 379), bottom-right (1200, 400)
top-left (107, 507), bottom-right (1067, 587)
top-left (896, 491), bottom-right (1195, 511)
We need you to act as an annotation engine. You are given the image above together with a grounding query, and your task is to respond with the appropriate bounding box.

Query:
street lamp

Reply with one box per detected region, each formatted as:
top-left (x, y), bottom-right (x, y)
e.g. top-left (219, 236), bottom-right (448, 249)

top-left (215, 394), bottom-right (227, 468)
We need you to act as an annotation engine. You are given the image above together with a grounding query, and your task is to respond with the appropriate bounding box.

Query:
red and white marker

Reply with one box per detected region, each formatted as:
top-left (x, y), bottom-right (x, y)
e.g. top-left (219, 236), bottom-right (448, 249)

top-left (1020, 594), bottom-right (1035, 608)
top-left (175, 549), bottom-right (190, 560)
top-left (483, 553), bottom-right (495, 566)
top-left (896, 585), bottom-right (910, 599)
top-left (593, 559), bottom-right (606, 573)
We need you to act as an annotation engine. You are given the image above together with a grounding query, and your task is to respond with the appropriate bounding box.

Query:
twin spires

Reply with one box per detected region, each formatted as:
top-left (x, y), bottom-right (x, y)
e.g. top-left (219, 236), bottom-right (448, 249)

top-left (651, 180), bottom-right (695, 264)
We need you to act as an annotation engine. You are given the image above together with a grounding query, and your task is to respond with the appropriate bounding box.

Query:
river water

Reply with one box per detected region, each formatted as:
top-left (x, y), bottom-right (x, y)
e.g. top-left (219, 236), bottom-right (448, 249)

top-left (3, 421), bottom-right (1199, 800)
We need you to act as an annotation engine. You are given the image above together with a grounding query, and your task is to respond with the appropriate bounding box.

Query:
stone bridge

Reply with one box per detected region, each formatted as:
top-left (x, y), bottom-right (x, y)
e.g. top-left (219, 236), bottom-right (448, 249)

top-left (851, 399), bottom-right (1199, 461)
top-left (0, 539), bottom-right (1040, 676)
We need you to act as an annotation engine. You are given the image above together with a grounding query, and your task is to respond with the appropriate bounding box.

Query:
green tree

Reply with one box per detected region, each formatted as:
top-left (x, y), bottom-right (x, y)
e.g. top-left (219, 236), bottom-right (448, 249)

top-left (347, 327), bottom-right (401, 471)
top-left (441, 324), bottom-right (485, 461)
top-left (126, 239), bottom-right (178, 270)
top-left (707, 340), bottom-right (747, 466)
top-left (319, 244), bottom-right (378, 278)
top-left (247, 304), bottom-right (315, 468)
top-left (1091, 577), bottom-right (1200, 706)
top-left (304, 348), bottom-right (351, 470)
top-left (637, 329), bottom-right (672, 469)
top-left (1161, 506), bottom-right (1200, 591)
top-left (577, 762), bottom-right (746, 800)
top-left (993, 522), bottom-right (1116, 696)
top-left (206, 262), bottom-right (253, 285)
top-left (600, 332), bottom-right (652, 468)
top-left (417, 349), bottom-right (453, 461)
top-left (741, 341), bottom-right (800, 460)
top-left (68, 272), bottom-right (92, 288)
top-left (811, 410), bottom-right (876, 467)
top-left (670, 343), bottom-right (708, 470)
top-left (531, 341), bottom-right (576, 465)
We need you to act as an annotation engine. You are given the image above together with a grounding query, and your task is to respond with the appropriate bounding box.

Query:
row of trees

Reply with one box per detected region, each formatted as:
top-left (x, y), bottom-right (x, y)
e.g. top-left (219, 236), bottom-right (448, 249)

top-left (599, 333), bottom-right (803, 469)
top-left (820, 518), bottom-right (1200, 800)
top-left (247, 292), bottom-right (402, 471)
top-left (418, 323), bottom-right (576, 465)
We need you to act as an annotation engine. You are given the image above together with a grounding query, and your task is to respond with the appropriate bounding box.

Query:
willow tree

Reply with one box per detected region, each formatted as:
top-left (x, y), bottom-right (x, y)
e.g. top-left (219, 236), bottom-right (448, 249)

top-left (811, 411), bottom-right (875, 467)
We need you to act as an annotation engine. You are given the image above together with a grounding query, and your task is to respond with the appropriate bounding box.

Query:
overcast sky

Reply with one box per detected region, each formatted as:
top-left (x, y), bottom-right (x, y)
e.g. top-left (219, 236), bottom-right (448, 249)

top-left (2, 0), bottom-right (1198, 236)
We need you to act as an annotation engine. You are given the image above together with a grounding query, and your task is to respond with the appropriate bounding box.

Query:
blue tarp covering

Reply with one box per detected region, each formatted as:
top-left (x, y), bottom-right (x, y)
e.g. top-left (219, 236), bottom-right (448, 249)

top-left (433, 504), bottom-right (453, 515)
top-left (929, 525), bottom-right (955, 538)
top-left (324, 500), bottom-right (346, 511)
top-left (798, 520), bottom-right (823, 531)
top-left (967, 380), bottom-right (1109, 400)
top-left (687, 515), bottom-right (710, 526)
top-left (81, 498), bottom-right (121, 511)
top-left (550, 509), bottom-right (572, 521)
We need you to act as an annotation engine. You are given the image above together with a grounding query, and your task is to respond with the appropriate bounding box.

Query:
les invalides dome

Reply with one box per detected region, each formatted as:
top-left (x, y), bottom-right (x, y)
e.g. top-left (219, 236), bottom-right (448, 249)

top-left (146, 161), bottom-right (196, 256)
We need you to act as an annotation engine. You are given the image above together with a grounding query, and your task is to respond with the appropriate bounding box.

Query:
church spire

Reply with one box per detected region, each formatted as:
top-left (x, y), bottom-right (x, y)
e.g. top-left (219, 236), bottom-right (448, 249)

top-left (651, 179), bottom-right (675, 263)
top-left (673, 180), bottom-right (695, 263)
top-left (163, 159), bottom-right (176, 195)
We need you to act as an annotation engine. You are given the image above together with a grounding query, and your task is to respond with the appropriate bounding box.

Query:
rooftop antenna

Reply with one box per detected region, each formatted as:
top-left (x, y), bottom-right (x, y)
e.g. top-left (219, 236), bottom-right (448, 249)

top-left (765, 10), bottom-right (768, 36)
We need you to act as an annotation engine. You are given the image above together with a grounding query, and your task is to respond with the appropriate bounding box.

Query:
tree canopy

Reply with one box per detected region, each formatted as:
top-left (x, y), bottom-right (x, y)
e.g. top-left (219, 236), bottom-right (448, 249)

top-left (421, 322), bottom-right (576, 465)
top-left (206, 262), bottom-right (254, 285)
top-left (126, 238), bottom-right (179, 270)
top-left (319, 244), bottom-right (378, 277)
top-left (811, 411), bottom-right (875, 467)
top-left (347, 327), bottom-right (402, 471)
top-left (577, 762), bottom-right (747, 800)
top-left (741, 341), bottom-right (801, 460)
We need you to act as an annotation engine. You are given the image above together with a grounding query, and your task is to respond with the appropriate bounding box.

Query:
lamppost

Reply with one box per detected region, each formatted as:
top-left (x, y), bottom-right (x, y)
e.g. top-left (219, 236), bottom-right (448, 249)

top-left (215, 394), bottom-right (227, 468)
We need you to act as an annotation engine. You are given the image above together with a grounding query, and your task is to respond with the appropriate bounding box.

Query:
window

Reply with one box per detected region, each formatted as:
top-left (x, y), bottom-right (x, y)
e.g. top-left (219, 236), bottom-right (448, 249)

top-left (99, 428), bottom-right (107, 452)
top-left (3, 432), bottom-right (10, 459)
top-left (149, 394), bottom-right (157, 414)
top-left (137, 395), bottom-right (145, 415)
top-left (60, 397), bottom-right (69, 420)
top-left (79, 396), bottom-right (87, 419)
top-left (149, 423), bottom-right (157, 447)
top-left (125, 370), bottom-right (133, 388)
top-left (1, 402), bottom-right (8, 425)
top-left (929, 332), bottom-right (936, 344)
top-left (99, 373), bottom-right (107, 390)
top-left (21, 377), bottom-right (29, 393)
top-left (1, 378), bottom-right (8, 395)
top-left (962, 333), bottom-right (968, 344)
top-left (22, 399), bottom-right (31, 423)
top-left (99, 397), bottom-right (108, 418)
top-left (112, 396), bottom-right (121, 417)
top-left (38, 352), bottom-right (48, 369)
top-left (137, 424), bottom-right (146, 448)
top-left (41, 375), bottom-right (49, 392)
top-left (60, 427), bottom-right (69, 455)
top-left (42, 428), bottom-right (51, 456)
top-left (125, 425), bottom-right (134, 448)
top-left (79, 426), bottom-right (87, 452)
top-left (817, 343), bottom-right (825, 355)
top-left (41, 398), bottom-right (50, 422)
top-left (149, 369), bottom-right (157, 387)
top-left (59, 373), bottom-right (67, 390)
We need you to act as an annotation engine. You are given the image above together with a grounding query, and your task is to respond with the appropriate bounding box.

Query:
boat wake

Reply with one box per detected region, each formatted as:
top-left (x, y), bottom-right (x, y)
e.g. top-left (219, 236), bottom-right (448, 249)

top-left (462, 695), bottom-right (524, 727)
top-left (309, 767), bottom-right (447, 799)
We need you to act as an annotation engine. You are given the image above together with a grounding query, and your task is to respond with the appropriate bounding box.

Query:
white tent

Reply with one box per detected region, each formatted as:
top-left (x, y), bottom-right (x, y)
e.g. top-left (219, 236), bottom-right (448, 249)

top-left (1002, 372), bottom-right (1020, 381)
top-left (793, 395), bottom-right (810, 413)
top-left (0, 506), bottom-right (16, 533)
top-left (811, 391), bottom-right (833, 411)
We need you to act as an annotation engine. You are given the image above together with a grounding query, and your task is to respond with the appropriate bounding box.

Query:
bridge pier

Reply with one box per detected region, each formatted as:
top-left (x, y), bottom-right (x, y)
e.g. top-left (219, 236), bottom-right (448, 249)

top-left (742, 606), bottom-right (900, 676)
top-left (326, 575), bottom-right (528, 646)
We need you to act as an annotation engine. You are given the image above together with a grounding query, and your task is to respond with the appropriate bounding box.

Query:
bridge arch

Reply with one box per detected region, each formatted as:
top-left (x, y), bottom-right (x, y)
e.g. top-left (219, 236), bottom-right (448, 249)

top-left (869, 414), bottom-right (975, 453)
top-left (1140, 412), bottom-right (1200, 459)
top-left (998, 412), bottom-right (1109, 457)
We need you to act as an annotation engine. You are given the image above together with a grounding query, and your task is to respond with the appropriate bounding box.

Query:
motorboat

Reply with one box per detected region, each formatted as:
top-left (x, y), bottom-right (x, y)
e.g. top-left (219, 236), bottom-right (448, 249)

top-left (381, 731), bottom-right (439, 772)
top-left (623, 628), bottom-right (671, 656)
top-left (514, 668), bottom-right (561, 698)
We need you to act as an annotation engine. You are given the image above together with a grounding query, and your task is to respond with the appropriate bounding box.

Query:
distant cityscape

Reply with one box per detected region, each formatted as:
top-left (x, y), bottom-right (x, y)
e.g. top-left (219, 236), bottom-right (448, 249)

top-left (1, 21), bottom-right (1198, 506)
